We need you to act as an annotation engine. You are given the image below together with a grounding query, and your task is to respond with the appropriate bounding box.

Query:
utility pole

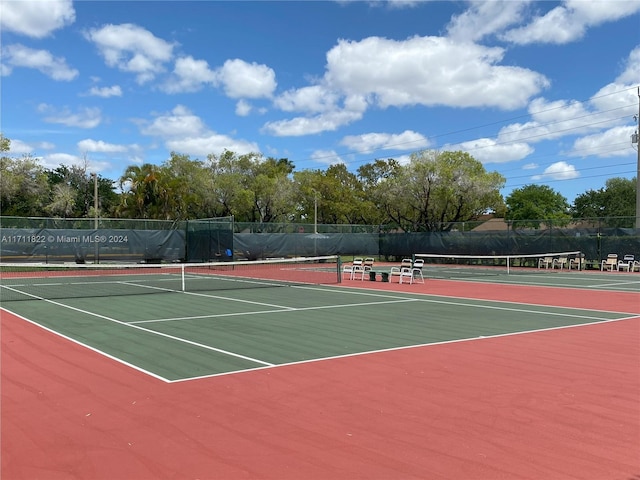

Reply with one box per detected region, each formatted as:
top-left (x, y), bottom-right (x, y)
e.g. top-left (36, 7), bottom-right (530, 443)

top-left (92, 172), bottom-right (99, 263)
top-left (314, 190), bottom-right (318, 234)
top-left (636, 87), bottom-right (640, 229)
top-left (92, 172), bottom-right (99, 229)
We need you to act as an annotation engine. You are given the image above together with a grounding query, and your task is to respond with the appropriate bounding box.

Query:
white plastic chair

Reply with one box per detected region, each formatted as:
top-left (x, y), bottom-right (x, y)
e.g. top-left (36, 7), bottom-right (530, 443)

top-left (351, 258), bottom-right (366, 280)
top-left (552, 257), bottom-right (567, 270)
top-left (398, 266), bottom-right (414, 284)
top-left (538, 257), bottom-right (553, 269)
top-left (342, 264), bottom-right (355, 280)
top-left (411, 258), bottom-right (425, 283)
top-left (397, 259), bottom-right (425, 284)
top-left (569, 255), bottom-right (584, 270)
top-left (601, 254), bottom-right (618, 271)
top-left (390, 259), bottom-right (412, 282)
top-left (618, 255), bottom-right (634, 272)
top-left (363, 257), bottom-right (375, 272)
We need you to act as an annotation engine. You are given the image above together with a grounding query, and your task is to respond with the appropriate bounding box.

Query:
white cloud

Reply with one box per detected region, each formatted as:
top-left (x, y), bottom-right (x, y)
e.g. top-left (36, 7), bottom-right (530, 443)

top-left (5, 138), bottom-right (35, 154)
top-left (39, 152), bottom-right (81, 170)
top-left (566, 0), bottom-right (640, 24)
top-left (235, 100), bottom-right (252, 117)
top-left (266, 19), bottom-right (554, 138)
top-left (38, 104), bottom-right (102, 129)
top-left (85, 23), bottom-right (175, 84)
top-left (37, 152), bottom-right (112, 174)
top-left (215, 59), bottom-right (277, 99)
top-left (87, 85), bottom-right (123, 97)
top-left (616, 46), bottom-right (640, 85)
top-left (340, 130), bottom-right (429, 153)
top-left (140, 105), bottom-right (259, 157)
top-left (502, 4), bottom-right (585, 45)
top-left (77, 139), bottom-right (128, 153)
top-left (262, 109), bottom-right (364, 137)
top-left (454, 44), bottom-right (638, 166)
top-left (310, 149), bottom-right (344, 166)
top-left (166, 134), bottom-right (259, 158)
top-left (455, 137), bottom-right (534, 164)
top-left (531, 161), bottom-right (580, 180)
top-left (274, 85), bottom-right (340, 113)
top-left (0, 0), bottom-right (75, 38)
top-left (141, 105), bottom-right (207, 137)
top-left (496, 95), bottom-right (623, 146)
top-left (446, 0), bottom-right (530, 42)
top-left (569, 125), bottom-right (637, 158)
top-left (162, 56), bottom-right (217, 93)
top-left (502, 0), bottom-right (640, 45)
top-left (324, 36), bottom-right (549, 110)
top-left (1, 44), bottom-right (78, 80)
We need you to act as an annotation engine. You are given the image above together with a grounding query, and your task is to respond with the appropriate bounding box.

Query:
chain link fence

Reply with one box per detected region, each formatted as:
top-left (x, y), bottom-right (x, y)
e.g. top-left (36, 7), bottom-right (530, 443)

top-left (1, 216), bottom-right (638, 265)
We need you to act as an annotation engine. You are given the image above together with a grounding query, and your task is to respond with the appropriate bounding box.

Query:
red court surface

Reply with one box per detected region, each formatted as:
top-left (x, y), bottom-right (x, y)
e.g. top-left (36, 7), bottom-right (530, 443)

top-left (2, 280), bottom-right (639, 479)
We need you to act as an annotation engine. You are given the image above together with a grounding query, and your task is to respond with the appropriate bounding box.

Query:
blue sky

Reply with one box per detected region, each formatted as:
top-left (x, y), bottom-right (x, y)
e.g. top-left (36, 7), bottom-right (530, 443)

top-left (2, 0), bottom-right (639, 203)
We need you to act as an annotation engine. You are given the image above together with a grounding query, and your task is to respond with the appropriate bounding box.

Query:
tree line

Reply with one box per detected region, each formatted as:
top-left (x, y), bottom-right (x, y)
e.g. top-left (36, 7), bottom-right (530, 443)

top-left (1, 134), bottom-right (636, 231)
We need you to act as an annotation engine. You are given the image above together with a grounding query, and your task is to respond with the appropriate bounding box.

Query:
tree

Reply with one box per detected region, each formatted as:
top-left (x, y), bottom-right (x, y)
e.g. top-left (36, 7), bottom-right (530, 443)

top-left (162, 153), bottom-right (213, 219)
top-left (248, 157), bottom-right (296, 223)
top-left (360, 150), bottom-right (505, 231)
top-left (46, 164), bottom-right (117, 219)
top-left (206, 151), bottom-right (260, 221)
top-left (0, 133), bottom-right (9, 152)
top-left (0, 154), bottom-right (50, 217)
top-left (572, 177), bottom-right (636, 227)
top-left (45, 183), bottom-right (76, 218)
top-left (117, 164), bottom-right (163, 218)
top-left (316, 163), bottom-right (367, 224)
top-left (505, 184), bottom-right (571, 228)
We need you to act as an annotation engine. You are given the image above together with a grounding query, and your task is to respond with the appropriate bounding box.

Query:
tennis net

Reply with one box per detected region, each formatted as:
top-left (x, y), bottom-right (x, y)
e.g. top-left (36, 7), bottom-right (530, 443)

top-left (0, 255), bottom-right (340, 302)
top-left (414, 251), bottom-right (583, 278)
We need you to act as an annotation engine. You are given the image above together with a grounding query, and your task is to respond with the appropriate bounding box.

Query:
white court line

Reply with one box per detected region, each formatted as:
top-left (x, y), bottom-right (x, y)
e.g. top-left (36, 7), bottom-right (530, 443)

top-left (0, 285), bottom-right (275, 372)
top-left (588, 279), bottom-right (640, 288)
top-left (325, 282), bottom-right (638, 316)
top-left (132, 284), bottom-right (619, 326)
top-left (131, 298), bottom-right (419, 324)
top-left (418, 275), bottom-right (640, 293)
top-left (4, 281), bottom-right (635, 382)
top-left (171, 314), bottom-right (640, 383)
top-left (1, 307), bottom-right (172, 383)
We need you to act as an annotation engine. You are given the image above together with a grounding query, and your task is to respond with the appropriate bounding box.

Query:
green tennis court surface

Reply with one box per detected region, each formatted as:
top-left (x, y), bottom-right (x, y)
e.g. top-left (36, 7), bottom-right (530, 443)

top-left (3, 279), bottom-right (633, 382)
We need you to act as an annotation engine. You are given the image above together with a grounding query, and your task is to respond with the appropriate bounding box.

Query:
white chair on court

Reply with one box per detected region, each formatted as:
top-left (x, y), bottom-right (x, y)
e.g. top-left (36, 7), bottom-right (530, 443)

top-left (552, 256), bottom-right (567, 270)
top-left (363, 257), bottom-right (375, 272)
top-left (342, 263), bottom-right (356, 280)
top-left (351, 257), bottom-right (366, 280)
top-left (618, 255), bottom-right (635, 272)
top-left (601, 254), bottom-right (618, 272)
top-left (569, 254), bottom-right (585, 270)
top-left (538, 256), bottom-right (553, 269)
top-left (390, 258), bottom-right (413, 282)
top-left (410, 258), bottom-right (425, 284)
top-left (398, 266), bottom-right (414, 284)
top-left (398, 259), bottom-right (425, 284)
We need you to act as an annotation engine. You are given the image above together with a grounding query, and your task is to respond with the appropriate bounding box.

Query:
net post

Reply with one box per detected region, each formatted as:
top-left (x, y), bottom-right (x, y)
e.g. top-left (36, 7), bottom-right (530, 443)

top-left (181, 264), bottom-right (186, 292)
top-left (506, 255), bottom-right (510, 275)
top-left (337, 257), bottom-right (342, 283)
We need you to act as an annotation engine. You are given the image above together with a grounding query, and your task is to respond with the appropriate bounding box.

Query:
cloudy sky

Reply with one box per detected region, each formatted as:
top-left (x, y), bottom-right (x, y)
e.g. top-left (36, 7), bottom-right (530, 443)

top-left (2, 0), bottom-right (639, 202)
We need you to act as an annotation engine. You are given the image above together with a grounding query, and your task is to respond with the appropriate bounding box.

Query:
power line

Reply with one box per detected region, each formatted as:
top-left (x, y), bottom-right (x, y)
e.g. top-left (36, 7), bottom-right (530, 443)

top-left (291, 85), bottom-right (639, 168)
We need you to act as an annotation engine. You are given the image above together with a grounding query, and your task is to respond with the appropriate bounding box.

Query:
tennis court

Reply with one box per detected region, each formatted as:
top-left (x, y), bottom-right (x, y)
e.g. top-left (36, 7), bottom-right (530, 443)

top-left (2, 257), bottom-right (639, 479)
